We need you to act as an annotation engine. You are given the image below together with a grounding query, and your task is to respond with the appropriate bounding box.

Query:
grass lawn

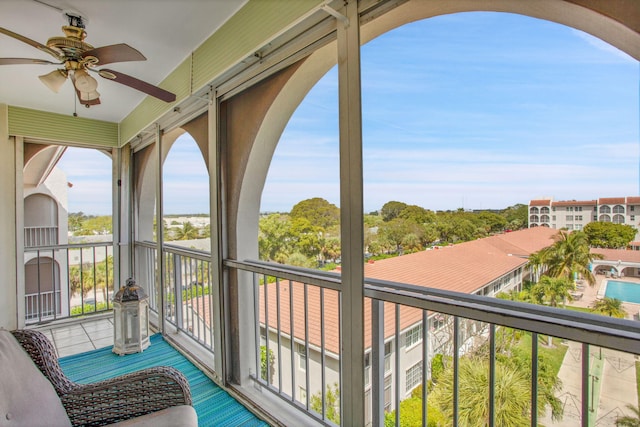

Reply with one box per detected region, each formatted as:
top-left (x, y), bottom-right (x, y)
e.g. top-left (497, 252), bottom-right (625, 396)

top-left (564, 305), bottom-right (593, 314)
top-left (517, 333), bottom-right (568, 376)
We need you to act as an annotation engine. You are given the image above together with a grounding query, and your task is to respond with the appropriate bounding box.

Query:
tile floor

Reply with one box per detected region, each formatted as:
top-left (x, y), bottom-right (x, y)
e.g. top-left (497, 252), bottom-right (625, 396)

top-left (35, 315), bottom-right (115, 358)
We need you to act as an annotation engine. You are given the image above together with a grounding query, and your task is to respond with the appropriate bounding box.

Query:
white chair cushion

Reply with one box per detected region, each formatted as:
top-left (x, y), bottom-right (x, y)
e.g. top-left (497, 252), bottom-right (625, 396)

top-left (106, 405), bottom-right (198, 427)
top-left (0, 330), bottom-right (71, 427)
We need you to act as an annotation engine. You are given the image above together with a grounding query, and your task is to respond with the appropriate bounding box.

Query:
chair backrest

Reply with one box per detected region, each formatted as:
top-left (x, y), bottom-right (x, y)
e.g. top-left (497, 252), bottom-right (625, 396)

top-left (10, 329), bottom-right (77, 395)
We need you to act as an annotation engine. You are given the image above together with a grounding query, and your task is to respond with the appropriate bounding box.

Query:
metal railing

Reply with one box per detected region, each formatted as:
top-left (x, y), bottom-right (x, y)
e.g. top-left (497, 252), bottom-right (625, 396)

top-left (135, 241), bottom-right (214, 351)
top-left (24, 242), bottom-right (114, 324)
top-left (24, 226), bottom-right (58, 247)
top-left (225, 259), bottom-right (640, 427)
top-left (25, 290), bottom-right (61, 321)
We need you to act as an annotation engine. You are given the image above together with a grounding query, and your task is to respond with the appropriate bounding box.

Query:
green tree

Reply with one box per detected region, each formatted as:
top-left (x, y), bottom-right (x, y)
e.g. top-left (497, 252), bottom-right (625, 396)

top-left (381, 201), bottom-right (408, 222)
top-left (200, 224), bottom-right (211, 238)
top-left (616, 404), bottom-right (640, 426)
top-left (69, 255), bottom-right (114, 302)
top-left (77, 215), bottom-right (112, 236)
top-left (68, 212), bottom-right (84, 232)
top-left (501, 204), bottom-right (528, 230)
top-left (583, 222), bottom-right (637, 249)
top-left (429, 358), bottom-right (532, 426)
top-left (290, 217), bottom-right (323, 260)
top-left (384, 396), bottom-right (445, 427)
top-left (591, 297), bottom-right (627, 318)
top-left (258, 213), bottom-right (293, 263)
top-left (534, 276), bottom-right (575, 307)
top-left (436, 213), bottom-right (478, 243)
top-left (260, 345), bottom-right (275, 383)
top-left (498, 342), bottom-right (563, 421)
top-left (310, 382), bottom-right (340, 424)
top-left (286, 252), bottom-right (316, 268)
top-left (378, 217), bottom-right (412, 254)
top-left (173, 221), bottom-right (199, 240)
top-left (421, 223), bottom-right (440, 247)
top-left (536, 231), bottom-right (603, 286)
top-left (399, 205), bottom-right (435, 225)
top-left (476, 211), bottom-right (508, 234)
top-left (290, 197), bottom-right (339, 229)
top-left (364, 213), bottom-right (384, 229)
top-left (402, 232), bottom-right (422, 252)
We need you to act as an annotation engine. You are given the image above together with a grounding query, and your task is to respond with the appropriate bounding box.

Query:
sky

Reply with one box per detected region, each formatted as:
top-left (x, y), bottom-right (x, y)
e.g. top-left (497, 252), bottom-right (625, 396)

top-left (57, 12), bottom-right (639, 216)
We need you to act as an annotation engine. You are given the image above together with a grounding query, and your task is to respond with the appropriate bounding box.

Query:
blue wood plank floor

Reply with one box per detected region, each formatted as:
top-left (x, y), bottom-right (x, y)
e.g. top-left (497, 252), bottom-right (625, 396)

top-left (59, 334), bottom-right (269, 427)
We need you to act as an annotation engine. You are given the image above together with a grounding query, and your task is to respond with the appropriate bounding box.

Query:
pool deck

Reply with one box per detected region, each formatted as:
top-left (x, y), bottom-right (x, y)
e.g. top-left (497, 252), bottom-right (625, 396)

top-left (567, 274), bottom-right (640, 320)
top-left (541, 273), bottom-right (640, 426)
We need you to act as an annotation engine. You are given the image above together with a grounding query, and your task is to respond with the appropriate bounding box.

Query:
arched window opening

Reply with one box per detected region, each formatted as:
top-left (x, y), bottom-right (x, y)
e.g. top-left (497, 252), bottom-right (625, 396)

top-left (162, 133), bottom-right (210, 246)
top-left (613, 214), bottom-right (625, 224)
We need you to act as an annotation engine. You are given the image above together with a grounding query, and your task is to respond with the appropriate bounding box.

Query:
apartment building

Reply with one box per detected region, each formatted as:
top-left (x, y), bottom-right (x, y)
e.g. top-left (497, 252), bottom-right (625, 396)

top-left (529, 197), bottom-right (640, 237)
top-left (260, 227), bottom-right (558, 423)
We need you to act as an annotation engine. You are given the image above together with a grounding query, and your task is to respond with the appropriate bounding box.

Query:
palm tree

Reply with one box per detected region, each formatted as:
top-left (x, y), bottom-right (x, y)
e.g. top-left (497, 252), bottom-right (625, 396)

top-left (174, 221), bottom-right (199, 240)
top-left (536, 230), bottom-right (603, 286)
top-left (616, 404), bottom-right (640, 426)
top-left (429, 358), bottom-right (533, 426)
top-left (591, 297), bottom-right (627, 318)
top-left (528, 251), bottom-right (545, 283)
top-left (535, 276), bottom-right (574, 308)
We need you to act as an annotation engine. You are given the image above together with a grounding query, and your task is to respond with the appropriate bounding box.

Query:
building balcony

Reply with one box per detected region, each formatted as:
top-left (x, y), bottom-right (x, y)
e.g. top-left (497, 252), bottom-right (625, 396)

top-left (24, 240), bottom-right (640, 426)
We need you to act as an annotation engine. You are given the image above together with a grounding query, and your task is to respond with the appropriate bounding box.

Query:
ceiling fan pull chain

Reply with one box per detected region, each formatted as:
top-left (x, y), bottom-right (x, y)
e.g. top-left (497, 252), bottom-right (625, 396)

top-left (73, 89), bottom-right (78, 117)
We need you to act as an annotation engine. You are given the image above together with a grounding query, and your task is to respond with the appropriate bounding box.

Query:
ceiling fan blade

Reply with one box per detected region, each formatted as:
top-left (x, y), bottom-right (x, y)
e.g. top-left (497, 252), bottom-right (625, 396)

top-left (98, 69), bottom-right (176, 103)
top-left (0, 57), bottom-right (58, 65)
top-left (82, 43), bottom-right (146, 65)
top-left (0, 27), bottom-right (62, 60)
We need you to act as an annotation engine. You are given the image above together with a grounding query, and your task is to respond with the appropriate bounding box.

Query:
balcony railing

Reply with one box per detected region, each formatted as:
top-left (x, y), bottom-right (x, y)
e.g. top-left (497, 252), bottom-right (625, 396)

top-left (131, 245), bottom-right (640, 426)
top-left (24, 242), bottom-right (114, 324)
top-left (224, 259), bottom-right (640, 427)
top-left (24, 225), bottom-right (58, 247)
top-left (25, 290), bottom-right (61, 321)
top-left (135, 241), bottom-right (215, 352)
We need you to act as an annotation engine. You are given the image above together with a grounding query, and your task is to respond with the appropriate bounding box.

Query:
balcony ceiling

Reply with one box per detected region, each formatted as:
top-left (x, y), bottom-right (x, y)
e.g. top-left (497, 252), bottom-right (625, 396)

top-left (0, 0), bottom-right (246, 123)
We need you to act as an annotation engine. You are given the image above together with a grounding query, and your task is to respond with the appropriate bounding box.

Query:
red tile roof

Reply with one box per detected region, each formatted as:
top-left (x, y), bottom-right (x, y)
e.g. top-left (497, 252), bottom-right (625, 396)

top-left (529, 199), bottom-right (551, 206)
top-left (591, 248), bottom-right (640, 263)
top-left (627, 197), bottom-right (640, 204)
top-left (259, 227), bottom-right (559, 353)
top-left (599, 197), bottom-right (626, 204)
top-left (553, 200), bottom-right (596, 206)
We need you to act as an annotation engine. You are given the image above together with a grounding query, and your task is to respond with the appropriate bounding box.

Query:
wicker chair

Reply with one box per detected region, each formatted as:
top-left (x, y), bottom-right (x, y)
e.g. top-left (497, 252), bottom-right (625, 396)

top-left (10, 329), bottom-right (194, 427)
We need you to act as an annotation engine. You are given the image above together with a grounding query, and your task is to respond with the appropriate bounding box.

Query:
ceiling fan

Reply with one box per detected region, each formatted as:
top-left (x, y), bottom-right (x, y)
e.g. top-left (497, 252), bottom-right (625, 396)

top-left (0, 11), bottom-right (176, 108)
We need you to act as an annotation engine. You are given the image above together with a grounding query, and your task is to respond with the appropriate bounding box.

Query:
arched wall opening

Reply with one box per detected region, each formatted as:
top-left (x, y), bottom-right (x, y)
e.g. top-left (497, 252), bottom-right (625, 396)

top-left (133, 113), bottom-right (210, 243)
top-left (24, 256), bottom-right (61, 320)
top-left (220, 0), bottom-right (640, 392)
top-left (232, 0), bottom-right (640, 263)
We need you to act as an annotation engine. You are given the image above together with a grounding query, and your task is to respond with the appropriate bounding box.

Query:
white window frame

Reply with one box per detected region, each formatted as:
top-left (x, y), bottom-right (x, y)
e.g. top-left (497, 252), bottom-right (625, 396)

top-left (405, 362), bottom-right (422, 394)
top-left (404, 324), bottom-right (422, 349)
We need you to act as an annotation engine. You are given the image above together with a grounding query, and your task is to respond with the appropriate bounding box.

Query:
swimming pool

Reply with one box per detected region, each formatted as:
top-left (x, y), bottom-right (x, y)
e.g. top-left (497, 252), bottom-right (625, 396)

top-left (604, 280), bottom-right (640, 304)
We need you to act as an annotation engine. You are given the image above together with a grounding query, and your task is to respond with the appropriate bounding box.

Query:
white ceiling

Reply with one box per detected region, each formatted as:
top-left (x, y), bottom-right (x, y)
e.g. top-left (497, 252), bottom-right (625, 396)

top-left (0, 0), bottom-right (247, 122)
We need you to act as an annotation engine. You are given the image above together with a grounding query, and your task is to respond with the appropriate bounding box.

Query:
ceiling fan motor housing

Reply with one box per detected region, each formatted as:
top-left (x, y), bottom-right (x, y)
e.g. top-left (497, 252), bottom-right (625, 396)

top-left (47, 26), bottom-right (93, 59)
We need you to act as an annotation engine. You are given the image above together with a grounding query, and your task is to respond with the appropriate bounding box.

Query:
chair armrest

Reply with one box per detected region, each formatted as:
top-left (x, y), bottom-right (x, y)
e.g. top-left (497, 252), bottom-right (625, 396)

top-left (61, 366), bottom-right (192, 427)
top-left (11, 329), bottom-right (76, 394)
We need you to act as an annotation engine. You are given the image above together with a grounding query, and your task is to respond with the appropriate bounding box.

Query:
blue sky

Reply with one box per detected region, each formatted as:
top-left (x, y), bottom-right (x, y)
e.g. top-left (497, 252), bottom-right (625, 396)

top-left (58, 12), bottom-right (639, 215)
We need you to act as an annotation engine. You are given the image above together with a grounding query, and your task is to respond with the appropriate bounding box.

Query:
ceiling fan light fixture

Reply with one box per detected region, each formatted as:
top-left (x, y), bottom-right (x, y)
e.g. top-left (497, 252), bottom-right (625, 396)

top-left (74, 69), bottom-right (98, 92)
top-left (38, 69), bottom-right (68, 93)
top-left (79, 89), bottom-right (100, 101)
